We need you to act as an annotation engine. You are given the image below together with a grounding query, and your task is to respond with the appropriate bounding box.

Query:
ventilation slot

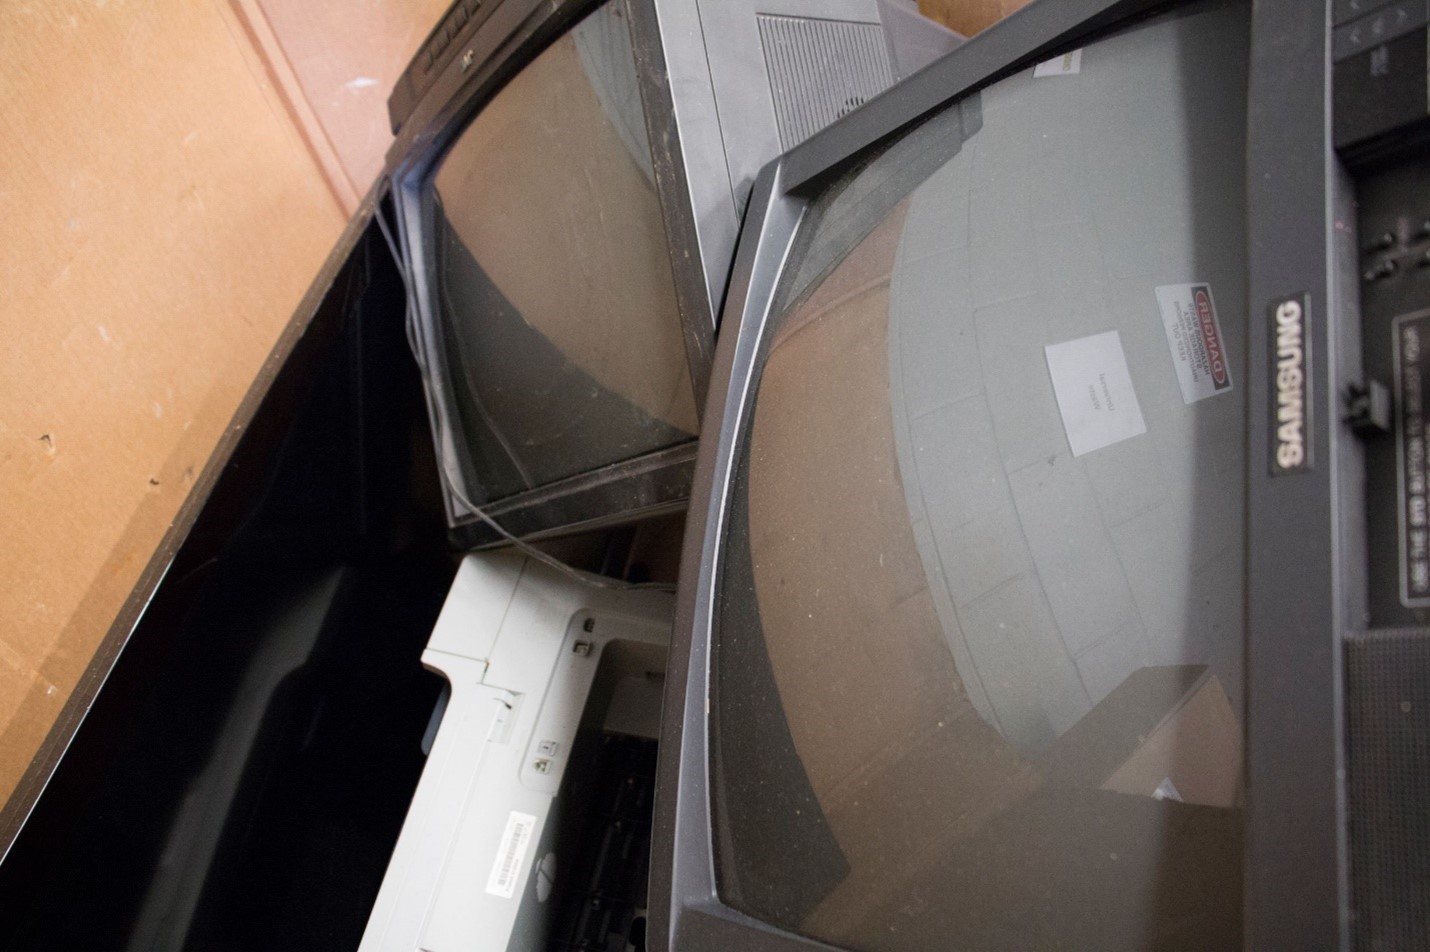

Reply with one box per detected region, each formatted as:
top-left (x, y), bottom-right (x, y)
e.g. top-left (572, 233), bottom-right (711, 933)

top-left (1346, 628), bottom-right (1430, 951)
top-left (757, 15), bottom-right (894, 150)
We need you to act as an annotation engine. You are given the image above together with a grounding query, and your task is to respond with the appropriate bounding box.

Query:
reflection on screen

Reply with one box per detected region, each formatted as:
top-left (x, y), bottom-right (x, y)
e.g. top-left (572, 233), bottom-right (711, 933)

top-left (428, 1), bottom-right (697, 508)
top-left (713, 3), bottom-right (1250, 949)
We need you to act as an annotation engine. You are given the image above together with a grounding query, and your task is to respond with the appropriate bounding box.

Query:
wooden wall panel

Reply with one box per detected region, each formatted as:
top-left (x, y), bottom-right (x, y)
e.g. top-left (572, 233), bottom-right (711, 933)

top-left (0, 0), bottom-right (345, 808)
top-left (238, 0), bottom-right (452, 212)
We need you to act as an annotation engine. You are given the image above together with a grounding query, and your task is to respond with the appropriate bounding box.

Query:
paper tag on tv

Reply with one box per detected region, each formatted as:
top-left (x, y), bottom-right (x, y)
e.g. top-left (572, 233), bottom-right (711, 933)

top-left (1045, 330), bottom-right (1147, 457)
top-left (1034, 49), bottom-right (1082, 76)
top-left (1156, 283), bottom-right (1234, 403)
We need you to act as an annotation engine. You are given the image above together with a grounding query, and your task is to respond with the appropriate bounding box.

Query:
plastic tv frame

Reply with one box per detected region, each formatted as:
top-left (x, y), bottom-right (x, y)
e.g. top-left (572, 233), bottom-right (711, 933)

top-left (649, 0), bottom-right (1430, 949)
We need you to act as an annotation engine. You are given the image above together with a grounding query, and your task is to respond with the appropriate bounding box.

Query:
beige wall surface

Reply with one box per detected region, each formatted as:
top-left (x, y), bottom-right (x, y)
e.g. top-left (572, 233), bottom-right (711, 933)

top-left (237, 0), bottom-right (452, 211)
top-left (0, 0), bottom-right (347, 809)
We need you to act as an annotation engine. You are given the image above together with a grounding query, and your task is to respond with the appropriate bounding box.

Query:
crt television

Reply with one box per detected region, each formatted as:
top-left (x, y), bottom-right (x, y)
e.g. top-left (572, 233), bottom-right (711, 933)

top-left (652, 0), bottom-right (1430, 949)
top-left (384, 0), bottom-right (953, 546)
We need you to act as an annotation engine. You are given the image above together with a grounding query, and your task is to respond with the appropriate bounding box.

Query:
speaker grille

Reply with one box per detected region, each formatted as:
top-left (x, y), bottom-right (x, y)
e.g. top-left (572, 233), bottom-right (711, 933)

top-left (1346, 628), bottom-right (1430, 951)
top-left (756, 15), bottom-right (894, 150)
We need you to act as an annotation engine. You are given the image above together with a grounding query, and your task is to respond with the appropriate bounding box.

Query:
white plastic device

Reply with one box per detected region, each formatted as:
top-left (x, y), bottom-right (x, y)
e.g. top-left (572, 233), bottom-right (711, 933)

top-left (359, 552), bottom-right (673, 952)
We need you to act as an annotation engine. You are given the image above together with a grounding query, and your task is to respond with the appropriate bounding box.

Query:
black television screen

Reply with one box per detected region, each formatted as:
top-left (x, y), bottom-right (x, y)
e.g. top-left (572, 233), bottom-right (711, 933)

top-left (387, 0), bottom-right (937, 542)
top-left (419, 1), bottom-right (698, 518)
top-left (712, 3), bottom-right (1249, 947)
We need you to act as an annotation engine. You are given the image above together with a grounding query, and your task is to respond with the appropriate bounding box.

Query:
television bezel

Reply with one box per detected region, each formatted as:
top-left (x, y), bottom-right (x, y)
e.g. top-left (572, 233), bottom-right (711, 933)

top-left (383, 0), bottom-right (721, 546)
top-left (650, 0), bottom-right (1354, 949)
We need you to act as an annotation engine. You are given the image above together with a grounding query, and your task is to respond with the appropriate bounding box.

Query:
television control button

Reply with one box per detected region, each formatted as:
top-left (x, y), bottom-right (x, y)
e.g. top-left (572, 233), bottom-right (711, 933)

top-left (1333, 0), bottom-right (1428, 61)
top-left (1366, 258), bottom-right (1400, 282)
top-left (1369, 230), bottom-right (1399, 252)
top-left (1336, 0), bottom-right (1394, 26)
top-left (1333, 25), bottom-right (1430, 150)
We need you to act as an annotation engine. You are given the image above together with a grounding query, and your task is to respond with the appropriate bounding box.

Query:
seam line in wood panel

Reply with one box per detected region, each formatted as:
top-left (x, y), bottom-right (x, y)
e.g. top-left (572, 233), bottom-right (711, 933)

top-left (220, 0), bottom-right (362, 214)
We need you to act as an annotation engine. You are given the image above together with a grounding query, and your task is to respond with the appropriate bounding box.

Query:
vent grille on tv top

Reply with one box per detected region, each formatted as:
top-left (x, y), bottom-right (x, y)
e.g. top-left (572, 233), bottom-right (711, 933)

top-left (756, 15), bottom-right (894, 150)
top-left (1345, 628), bottom-right (1430, 951)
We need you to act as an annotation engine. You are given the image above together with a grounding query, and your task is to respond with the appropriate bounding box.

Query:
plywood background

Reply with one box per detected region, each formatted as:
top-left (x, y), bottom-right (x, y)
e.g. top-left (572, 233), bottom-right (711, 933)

top-left (0, 0), bottom-right (348, 812)
top-left (240, 0), bottom-right (453, 213)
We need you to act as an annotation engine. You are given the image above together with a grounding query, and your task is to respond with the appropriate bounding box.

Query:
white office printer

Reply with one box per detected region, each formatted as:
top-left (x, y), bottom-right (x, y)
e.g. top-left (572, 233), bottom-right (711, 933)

top-left (360, 552), bottom-right (673, 952)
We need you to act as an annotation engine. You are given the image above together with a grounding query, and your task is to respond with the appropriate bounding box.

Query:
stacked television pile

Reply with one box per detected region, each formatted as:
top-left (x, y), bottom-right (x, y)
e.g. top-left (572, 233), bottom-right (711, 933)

top-left (368, 0), bottom-right (959, 950)
top-left (378, 0), bottom-right (1430, 950)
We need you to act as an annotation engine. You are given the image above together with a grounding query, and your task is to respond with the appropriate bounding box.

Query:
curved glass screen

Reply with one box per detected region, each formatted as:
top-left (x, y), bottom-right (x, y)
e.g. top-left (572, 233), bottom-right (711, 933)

top-left (427, 1), bottom-right (697, 511)
top-left (712, 3), bottom-right (1250, 949)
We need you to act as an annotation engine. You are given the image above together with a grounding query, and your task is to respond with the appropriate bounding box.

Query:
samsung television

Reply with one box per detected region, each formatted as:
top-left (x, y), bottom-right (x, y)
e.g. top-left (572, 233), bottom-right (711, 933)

top-left (653, 0), bottom-right (1430, 949)
top-left (385, 0), bottom-right (955, 545)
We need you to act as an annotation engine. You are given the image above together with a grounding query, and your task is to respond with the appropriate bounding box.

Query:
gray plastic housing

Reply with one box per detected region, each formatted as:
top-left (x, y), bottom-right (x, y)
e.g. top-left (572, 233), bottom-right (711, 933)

top-left (360, 552), bottom-right (673, 952)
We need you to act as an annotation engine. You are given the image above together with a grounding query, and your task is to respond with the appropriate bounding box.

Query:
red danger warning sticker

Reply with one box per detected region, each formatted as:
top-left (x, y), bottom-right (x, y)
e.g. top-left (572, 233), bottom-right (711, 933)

top-left (1155, 283), bottom-right (1233, 404)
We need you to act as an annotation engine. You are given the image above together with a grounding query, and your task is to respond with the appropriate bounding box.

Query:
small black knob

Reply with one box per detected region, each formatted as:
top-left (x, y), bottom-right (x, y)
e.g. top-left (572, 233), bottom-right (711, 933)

top-left (1345, 380), bottom-right (1392, 437)
top-left (1365, 258), bottom-right (1400, 282)
top-left (1368, 231), bottom-right (1397, 252)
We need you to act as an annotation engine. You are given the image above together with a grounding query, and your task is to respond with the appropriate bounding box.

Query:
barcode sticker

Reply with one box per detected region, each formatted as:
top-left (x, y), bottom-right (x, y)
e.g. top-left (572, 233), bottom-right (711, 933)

top-left (485, 811), bottom-right (537, 899)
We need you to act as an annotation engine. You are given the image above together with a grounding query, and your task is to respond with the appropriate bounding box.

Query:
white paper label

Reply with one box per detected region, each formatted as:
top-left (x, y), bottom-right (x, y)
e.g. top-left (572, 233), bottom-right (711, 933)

top-left (1155, 283), bottom-right (1234, 404)
top-left (1045, 331), bottom-right (1147, 457)
top-left (485, 811), bottom-right (537, 899)
top-left (1034, 49), bottom-right (1082, 77)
